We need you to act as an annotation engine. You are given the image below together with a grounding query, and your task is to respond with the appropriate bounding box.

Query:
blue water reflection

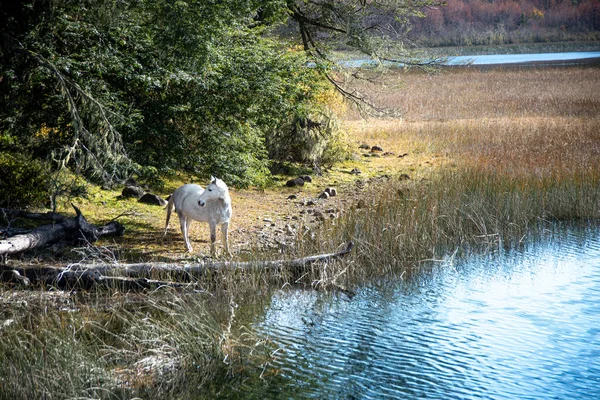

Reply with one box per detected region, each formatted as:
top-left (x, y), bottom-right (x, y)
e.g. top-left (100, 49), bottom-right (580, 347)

top-left (339, 51), bottom-right (600, 68)
top-left (449, 51), bottom-right (600, 65)
top-left (251, 224), bottom-right (600, 399)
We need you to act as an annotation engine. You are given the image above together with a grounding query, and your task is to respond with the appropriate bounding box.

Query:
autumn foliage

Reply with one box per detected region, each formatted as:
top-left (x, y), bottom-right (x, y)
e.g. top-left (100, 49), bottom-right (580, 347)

top-left (410, 0), bottom-right (600, 46)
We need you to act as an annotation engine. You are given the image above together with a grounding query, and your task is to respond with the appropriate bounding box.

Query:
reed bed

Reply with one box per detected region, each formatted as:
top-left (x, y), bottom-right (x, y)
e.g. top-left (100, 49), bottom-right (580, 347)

top-left (348, 65), bottom-right (600, 121)
top-left (308, 164), bottom-right (600, 283)
top-left (305, 65), bottom-right (600, 283)
top-left (0, 290), bottom-right (261, 399)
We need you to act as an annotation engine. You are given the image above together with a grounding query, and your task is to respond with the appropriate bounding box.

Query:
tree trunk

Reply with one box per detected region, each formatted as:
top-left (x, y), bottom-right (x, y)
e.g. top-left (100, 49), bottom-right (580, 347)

top-left (0, 242), bottom-right (354, 289)
top-left (0, 205), bottom-right (125, 255)
top-left (0, 208), bottom-right (68, 222)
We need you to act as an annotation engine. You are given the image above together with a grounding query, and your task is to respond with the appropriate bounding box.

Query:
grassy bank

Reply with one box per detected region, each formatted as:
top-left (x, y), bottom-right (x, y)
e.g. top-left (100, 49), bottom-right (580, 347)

top-left (1, 64), bottom-right (599, 397)
top-left (301, 64), bottom-right (600, 282)
top-left (0, 290), bottom-right (266, 399)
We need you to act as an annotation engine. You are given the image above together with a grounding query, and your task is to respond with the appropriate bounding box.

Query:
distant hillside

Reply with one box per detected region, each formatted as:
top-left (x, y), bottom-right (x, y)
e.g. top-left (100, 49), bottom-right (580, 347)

top-left (409, 0), bottom-right (600, 46)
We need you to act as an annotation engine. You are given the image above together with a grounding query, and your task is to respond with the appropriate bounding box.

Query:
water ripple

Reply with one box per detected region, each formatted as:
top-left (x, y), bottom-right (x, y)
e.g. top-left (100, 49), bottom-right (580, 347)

top-left (249, 223), bottom-right (600, 399)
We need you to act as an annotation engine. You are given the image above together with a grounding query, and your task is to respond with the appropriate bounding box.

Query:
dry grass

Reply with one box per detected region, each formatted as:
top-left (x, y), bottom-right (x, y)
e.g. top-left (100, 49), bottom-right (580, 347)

top-left (348, 65), bottom-right (600, 121)
top-left (0, 290), bottom-right (241, 399)
top-left (343, 65), bottom-right (600, 178)
top-left (294, 64), bottom-right (600, 283)
top-left (348, 116), bottom-right (600, 175)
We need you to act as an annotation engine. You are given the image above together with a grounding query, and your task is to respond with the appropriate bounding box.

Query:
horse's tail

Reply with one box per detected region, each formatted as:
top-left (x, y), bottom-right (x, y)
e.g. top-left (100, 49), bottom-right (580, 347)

top-left (164, 194), bottom-right (175, 235)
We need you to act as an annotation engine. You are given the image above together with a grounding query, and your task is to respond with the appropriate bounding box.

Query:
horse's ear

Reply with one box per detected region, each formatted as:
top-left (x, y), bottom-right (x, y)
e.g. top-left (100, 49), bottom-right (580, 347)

top-left (210, 175), bottom-right (216, 183)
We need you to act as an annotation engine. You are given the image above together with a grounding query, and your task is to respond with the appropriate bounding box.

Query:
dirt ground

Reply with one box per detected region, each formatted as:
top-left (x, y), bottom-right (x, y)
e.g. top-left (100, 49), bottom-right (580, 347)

top-left (1, 119), bottom-right (434, 265)
top-left (170, 118), bottom-right (437, 260)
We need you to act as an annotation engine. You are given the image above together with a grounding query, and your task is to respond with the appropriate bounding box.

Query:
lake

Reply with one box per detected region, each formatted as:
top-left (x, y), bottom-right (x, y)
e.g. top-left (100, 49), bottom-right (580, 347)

top-left (449, 51), bottom-right (600, 65)
top-left (340, 51), bottom-right (600, 67)
top-left (231, 222), bottom-right (600, 399)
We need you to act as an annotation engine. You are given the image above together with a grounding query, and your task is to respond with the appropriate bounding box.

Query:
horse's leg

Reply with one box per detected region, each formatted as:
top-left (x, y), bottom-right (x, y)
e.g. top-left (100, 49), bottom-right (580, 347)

top-left (164, 207), bottom-right (171, 236)
top-left (164, 196), bottom-right (175, 236)
top-left (179, 214), bottom-right (193, 252)
top-left (221, 222), bottom-right (231, 257)
top-left (209, 222), bottom-right (217, 257)
top-left (185, 218), bottom-right (194, 252)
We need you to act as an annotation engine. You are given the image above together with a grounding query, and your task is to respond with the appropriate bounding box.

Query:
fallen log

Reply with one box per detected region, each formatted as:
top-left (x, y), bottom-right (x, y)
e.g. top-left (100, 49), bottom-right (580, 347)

top-left (0, 242), bottom-right (354, 288)
top-left (0, 208), bottom-right (68, 222)
top-left (0, 205), bottom-right (125, 255)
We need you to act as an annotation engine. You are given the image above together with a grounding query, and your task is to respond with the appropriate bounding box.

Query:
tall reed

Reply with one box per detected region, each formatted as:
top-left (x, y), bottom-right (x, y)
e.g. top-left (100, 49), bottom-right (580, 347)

top-left (0, 291), bottom-right (238, 399)
top-left (305, 164), bottom-right (600, 285)
top-left (309, 65), bottom-right (600, 283)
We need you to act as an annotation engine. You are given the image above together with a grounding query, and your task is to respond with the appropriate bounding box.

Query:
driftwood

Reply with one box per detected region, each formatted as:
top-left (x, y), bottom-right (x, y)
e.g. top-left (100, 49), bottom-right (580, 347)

top-left (0, 208), bottom-right (69, 222)
top-left (0, 205), bottom-right (125, 255)
top-left (0, 242), bottom-right (354, 289)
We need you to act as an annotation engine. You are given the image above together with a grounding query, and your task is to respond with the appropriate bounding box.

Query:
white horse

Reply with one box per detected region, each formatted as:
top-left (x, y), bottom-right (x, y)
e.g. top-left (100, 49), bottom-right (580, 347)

top-left (164, 176), bottom-right (232, 256)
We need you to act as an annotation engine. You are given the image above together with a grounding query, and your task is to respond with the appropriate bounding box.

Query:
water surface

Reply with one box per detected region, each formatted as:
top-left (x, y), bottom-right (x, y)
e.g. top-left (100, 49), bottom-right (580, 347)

top-left (341, 51), bottom-right (600, 67)
top-left (449, 51), bottom-right (600, 65)
top-left (448, 51), bottom-right (600, 65)
top-left (243, 224), bottom-right (600, 399)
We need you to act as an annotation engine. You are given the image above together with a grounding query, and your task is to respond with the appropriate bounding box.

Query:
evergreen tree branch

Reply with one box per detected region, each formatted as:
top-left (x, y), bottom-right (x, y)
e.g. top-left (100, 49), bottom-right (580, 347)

top-left (14, 42), bottom-right (133, 184)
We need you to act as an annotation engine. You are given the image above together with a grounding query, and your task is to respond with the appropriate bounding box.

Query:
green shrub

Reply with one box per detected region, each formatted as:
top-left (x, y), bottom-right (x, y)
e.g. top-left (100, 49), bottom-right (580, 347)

top-left (136, 165), bottom-right (165, 191)
top-left (0, 152), bottom-right (51, 209)
top-left (267, 108), bottom-right (351, 170)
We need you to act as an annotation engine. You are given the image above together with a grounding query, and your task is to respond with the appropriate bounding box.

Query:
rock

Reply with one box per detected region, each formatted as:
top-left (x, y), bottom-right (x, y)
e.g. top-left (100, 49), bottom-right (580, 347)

top-left (324, 187), bottom-right (337, 197)
top-left (350, 168), bottom-right (361, 175)
top-left (356, 199), bottom-right (366, 209)
top-left (287, 194), bottom-right (298, 200)
top-left (138, 193), bottom-right (167, 206)
top-left (399, 173), bottom-right (411, 180)
top-left (371, 145), bottom-right (384, 152)
top-left (397, 188), bottom-right (410, 197)
top-left (286, 177), bottom-right (305, 187)
top-left (359, 143), bottom-right (370, 150)
top-left (285, 224), bottom-right (296, 235)
top-left (122, 185), bottom-right (145, 199)
top-left (313, 211), bottom-right (325, 221)
top-left (301, 175), bottom-right (313, 183)
top-left (398, 153), bottom-right (409, 158)
top-left (382, 152), bottom-right (395, 156)
top-left (125, 178), bottom-right (138, 186)
top-left (318, 191), bottom-right (330, 200)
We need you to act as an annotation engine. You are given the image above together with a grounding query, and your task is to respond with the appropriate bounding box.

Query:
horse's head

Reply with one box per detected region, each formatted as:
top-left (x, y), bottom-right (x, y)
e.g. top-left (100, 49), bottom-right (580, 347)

top-left (198, 176), bottom-right (229, 207)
